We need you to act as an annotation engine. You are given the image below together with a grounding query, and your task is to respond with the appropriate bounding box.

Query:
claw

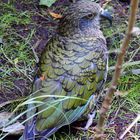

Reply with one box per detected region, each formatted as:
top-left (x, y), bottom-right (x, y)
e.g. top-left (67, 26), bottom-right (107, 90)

top-left (84, 111), bottom-right (96, 130)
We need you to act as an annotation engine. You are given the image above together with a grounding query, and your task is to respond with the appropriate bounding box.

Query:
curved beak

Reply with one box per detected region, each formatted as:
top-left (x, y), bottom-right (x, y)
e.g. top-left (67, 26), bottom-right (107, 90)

top-left (100, 9), bottom-right (113, 26)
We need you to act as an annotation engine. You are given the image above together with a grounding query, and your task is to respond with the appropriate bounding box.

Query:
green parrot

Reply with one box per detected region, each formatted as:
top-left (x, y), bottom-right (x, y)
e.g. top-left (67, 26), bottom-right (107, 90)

top-left (22, 0), bottom-right (112, 139)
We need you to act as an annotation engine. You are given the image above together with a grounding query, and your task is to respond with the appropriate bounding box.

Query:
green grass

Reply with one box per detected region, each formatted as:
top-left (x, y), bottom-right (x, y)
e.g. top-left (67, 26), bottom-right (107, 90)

top-left (0, 2), bottom-right (36, 101)
top-left (0, 0), bottom-right (140, 140)
top-left (117, 74), bottom-right (140, 112)
top-left (102, 16), bottom-right (140, 113)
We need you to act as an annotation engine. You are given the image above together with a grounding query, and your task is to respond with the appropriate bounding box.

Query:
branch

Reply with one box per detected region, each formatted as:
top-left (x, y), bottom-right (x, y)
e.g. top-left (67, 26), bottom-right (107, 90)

top-left (109, 60), bottom-right (140, 71)
top-left (119, 114), bottom-right (140, 139)
top-left (94, 1), bottom-right (139, 140)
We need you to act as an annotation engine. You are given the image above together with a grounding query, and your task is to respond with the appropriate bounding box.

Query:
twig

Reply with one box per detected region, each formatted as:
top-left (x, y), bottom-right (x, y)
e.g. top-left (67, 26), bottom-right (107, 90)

top-left (109, 60), bottom-right (140, 71)
top-left (1, 47), bottom-right (32, 81)
top-left (119, 114), bottom-right (140, 140)
top-left (0, 98), bottom-right (26, 108)
top-left (128, 45), bottom-right (140, 63)
top-left (107, 100), bottom-right (126, 126)
top-left (94, 1), bottom-right (139, 140)
top-left (108, 48), bottom-right (120, 54)
top-left (102, 0), bottom-right (112, 9)
top-left (31, 40), bottom-right (41, 63)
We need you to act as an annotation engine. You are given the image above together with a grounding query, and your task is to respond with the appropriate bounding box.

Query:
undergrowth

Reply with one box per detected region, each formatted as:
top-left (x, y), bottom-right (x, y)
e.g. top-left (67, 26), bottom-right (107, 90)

top-left (0, 2), bottom-right (35, 102)
top-left (0, 0), bottom-right (140, 140)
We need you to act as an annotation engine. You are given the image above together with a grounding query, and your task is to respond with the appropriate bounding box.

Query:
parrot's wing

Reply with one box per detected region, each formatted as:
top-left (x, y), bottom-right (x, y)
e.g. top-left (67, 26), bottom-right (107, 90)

top-left (23, 35), bottom-right (108, 139)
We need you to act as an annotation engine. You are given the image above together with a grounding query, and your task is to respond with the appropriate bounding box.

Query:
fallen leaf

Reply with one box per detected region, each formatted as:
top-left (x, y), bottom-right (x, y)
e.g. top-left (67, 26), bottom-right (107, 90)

top-left (40, 75), bottom-right (45, 81)
top-left (39, 0), bottom-right (57, 7)
top-left (114, 90), bottom-right (128, 97)
top-left (132, 69), bottom-right (140, 75)
top-left (0, 38), bottom-right (3, 45)
top-left (132, 27), bottom-right (140, 36)
top-left (14, 58), bottom-right (19, 64)
top-left (49, 11), bottom-right (62, 19)
top-left (2, 122), bottom-right (24, 134)
top-left (0, 112), bottom-right (12, 128)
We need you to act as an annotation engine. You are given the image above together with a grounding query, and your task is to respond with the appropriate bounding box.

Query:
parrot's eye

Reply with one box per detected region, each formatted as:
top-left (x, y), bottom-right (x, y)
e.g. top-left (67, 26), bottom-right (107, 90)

top-left (85, 13), bottom-right (97, 19)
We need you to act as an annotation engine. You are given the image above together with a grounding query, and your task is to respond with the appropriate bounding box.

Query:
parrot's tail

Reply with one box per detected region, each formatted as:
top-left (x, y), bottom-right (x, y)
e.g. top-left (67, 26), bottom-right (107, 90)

top-left (39, 127), bottom-right (59, 140)
top-left (21, 120), bottom-right (59, 140)
top-left (22, 119), bottom-right (37, 140)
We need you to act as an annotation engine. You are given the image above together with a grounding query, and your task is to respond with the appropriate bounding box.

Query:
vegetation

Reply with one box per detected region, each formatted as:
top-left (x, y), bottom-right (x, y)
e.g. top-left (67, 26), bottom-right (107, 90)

top-left (0, 0), bottom-right (140, 139)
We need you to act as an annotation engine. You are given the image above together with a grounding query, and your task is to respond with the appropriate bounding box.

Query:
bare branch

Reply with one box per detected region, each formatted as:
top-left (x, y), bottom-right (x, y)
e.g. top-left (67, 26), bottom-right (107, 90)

top-left (94, 1), bottom-right (139, 140)
top-left (119, 114), bottom-right (140, 139)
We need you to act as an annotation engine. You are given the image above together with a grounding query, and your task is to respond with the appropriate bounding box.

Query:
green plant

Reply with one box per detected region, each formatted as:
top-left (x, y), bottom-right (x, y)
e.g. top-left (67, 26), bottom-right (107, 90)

top-left (39, 0), bottom-right (58, 7)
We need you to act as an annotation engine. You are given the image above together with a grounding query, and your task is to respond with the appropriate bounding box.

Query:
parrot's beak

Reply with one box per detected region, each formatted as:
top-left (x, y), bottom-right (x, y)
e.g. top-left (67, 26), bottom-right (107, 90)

top-left (100, 9), bottom-right (113, 26)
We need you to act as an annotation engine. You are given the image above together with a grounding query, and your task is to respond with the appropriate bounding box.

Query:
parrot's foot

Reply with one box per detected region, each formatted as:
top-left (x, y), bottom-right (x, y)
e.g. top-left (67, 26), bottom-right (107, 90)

top-left (83, 111), bottom-right (96, 131)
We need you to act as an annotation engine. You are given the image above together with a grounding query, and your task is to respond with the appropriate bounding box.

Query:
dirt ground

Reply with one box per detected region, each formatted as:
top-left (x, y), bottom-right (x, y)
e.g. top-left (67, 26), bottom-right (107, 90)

top-left (0, 0), bottom-right (140, 139)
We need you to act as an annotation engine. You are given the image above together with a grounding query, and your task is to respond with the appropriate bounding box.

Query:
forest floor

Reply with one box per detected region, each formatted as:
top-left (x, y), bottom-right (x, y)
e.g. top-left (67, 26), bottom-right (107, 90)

top-left (0, 0), bottom-right (140, 140)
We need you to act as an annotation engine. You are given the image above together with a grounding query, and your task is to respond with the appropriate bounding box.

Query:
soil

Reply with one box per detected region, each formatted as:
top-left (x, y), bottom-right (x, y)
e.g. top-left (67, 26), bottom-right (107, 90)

top-left (0, 0), bottom-right (140, 139)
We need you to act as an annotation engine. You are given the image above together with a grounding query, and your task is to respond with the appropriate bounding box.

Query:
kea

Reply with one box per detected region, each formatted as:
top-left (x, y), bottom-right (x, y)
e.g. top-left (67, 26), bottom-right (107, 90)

top-left (21, 0), bottom-right (112, 139)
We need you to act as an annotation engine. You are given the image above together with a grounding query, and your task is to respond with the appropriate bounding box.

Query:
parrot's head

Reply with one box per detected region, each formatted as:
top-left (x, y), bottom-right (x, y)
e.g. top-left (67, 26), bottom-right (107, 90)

top-left (58, 0), bottom-right (112, 35)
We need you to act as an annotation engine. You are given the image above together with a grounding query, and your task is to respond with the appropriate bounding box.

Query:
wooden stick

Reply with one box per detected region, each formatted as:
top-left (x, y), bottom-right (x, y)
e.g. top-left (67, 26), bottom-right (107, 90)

top-left (94, 1), bottom-right (139, 140)
top-left (119, 114), bottom-right (140, 139)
